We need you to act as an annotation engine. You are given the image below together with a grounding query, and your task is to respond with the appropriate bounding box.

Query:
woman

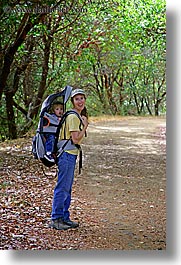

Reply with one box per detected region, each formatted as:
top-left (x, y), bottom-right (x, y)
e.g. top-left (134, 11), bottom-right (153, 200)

top-left (49, 88), bottom-right (89, 230)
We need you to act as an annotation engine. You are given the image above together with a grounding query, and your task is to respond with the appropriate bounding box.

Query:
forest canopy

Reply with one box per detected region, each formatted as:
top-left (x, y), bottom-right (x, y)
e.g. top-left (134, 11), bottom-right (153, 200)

top-left (0, 0), bottom-right (166, 140)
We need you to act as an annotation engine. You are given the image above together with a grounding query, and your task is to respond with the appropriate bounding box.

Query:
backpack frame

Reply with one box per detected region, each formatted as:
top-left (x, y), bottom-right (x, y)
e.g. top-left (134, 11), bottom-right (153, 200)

top-left (32, 86), bottom-right (82, 168)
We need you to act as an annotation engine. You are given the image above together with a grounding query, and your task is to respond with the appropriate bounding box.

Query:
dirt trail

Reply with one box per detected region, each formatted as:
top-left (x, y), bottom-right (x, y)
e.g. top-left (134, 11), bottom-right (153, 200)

top-left (0, 116), bottom-right (166, 250)
top-left (76, 116), bottom-right (166, 250)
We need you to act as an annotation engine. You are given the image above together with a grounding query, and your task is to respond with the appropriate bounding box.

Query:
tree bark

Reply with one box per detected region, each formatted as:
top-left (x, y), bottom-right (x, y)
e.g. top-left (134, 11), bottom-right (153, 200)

top-left (29, 35), bottom-right (52, 119)
top-left (5, 90), bottom-right (17, 139)
top-left (0, 13), bottom-right (45, 101)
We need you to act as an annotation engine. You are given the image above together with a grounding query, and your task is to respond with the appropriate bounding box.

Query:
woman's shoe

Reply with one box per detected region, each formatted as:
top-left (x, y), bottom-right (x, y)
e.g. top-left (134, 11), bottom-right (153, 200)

top-left (49, 218), bottom-right (70, 230)
top-left (63, 219), bottom-right (79, 228)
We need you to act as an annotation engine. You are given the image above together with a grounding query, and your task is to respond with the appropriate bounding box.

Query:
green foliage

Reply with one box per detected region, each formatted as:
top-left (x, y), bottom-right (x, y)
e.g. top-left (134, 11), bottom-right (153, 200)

top-left (0, 0), bottom-right (166, 140)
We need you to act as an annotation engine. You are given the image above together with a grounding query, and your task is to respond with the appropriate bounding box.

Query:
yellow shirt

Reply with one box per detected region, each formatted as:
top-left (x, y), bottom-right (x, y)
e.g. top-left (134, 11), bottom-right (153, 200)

top-left (60, 113), bottom-right (83, 155)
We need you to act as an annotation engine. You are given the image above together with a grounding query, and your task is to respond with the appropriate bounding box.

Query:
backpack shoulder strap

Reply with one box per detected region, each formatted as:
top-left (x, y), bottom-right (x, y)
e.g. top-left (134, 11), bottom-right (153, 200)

top-left (62, 110), bottom-right (82, 123)
top-left (55, 110), bottom-right (84, 174)
top-left (54, 110), bottom-right (82, 148)
top-left (60, 110), bottom-right (83, 135)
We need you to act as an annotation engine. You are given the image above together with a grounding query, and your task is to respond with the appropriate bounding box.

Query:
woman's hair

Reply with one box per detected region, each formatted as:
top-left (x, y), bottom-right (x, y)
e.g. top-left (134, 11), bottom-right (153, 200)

top-left (81, 106), bottom-right (88, 118)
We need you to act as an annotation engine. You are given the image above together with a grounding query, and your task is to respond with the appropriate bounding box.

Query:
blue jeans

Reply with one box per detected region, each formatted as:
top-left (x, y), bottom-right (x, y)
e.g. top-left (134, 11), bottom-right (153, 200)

top-left (51, 152), bottom-right (77, 221)
top-left (45, 133), bottom-right (55, 153)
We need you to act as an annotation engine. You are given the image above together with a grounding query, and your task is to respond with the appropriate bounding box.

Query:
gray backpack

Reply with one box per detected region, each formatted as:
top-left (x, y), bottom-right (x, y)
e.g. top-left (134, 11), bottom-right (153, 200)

top-left (32, 86), bottom-right (82, 169)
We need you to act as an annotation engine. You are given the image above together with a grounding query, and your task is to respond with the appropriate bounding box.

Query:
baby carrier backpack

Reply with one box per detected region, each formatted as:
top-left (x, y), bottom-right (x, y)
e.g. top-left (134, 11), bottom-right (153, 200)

top-left (32, 86), bottom-right (83, 170)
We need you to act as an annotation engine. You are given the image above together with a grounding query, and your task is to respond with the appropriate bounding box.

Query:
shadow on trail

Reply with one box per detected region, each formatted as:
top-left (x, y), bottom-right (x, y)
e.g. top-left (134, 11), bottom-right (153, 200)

top-left (0, 116), bottom-right (166, 250)
top-left (80, 116), bottom-right (166, 250)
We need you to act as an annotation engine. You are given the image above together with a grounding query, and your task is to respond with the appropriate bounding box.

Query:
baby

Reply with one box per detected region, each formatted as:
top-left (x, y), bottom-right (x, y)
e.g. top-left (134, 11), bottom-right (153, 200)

top-left (44, 102), bottom-right (64, 163)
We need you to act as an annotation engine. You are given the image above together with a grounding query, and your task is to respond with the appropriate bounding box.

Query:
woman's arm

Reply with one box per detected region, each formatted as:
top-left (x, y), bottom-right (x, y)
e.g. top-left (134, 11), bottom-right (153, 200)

top-left (71, 116), bottom-right (88, 144)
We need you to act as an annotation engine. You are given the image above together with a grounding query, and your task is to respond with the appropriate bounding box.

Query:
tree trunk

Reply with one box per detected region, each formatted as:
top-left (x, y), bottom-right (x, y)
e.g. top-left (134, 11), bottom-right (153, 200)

top-left (0, 13), bottom-right (45, 102)
top-left (30, 36), bottom-right (51, 119)
top-left (5, 90), bottom-right (17, 139)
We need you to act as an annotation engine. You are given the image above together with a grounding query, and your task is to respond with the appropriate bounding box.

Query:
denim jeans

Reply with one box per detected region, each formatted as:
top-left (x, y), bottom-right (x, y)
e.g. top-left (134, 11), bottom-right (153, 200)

top-left (51, 151), bottom-right (77, 221)
top-left (45, 133), bottom-right (55, 153)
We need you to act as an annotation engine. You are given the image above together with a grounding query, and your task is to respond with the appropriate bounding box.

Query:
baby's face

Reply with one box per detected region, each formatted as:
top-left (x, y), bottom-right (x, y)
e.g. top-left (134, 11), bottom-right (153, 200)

top-left (54, 105), bottom-right (64, 117)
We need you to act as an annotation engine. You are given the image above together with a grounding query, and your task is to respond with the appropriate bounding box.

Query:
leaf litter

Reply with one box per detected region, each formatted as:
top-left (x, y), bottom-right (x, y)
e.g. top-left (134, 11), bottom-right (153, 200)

top-left (0, 116), bottom-right (166, 250)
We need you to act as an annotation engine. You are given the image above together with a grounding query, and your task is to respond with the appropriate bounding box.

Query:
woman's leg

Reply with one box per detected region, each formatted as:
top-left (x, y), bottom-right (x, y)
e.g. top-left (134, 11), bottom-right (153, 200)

top-left (51, 152), bottom-right (77, 220)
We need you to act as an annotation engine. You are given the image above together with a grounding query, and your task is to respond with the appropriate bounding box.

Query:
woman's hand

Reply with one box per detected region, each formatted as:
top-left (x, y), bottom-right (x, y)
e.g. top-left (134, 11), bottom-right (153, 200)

top-left (81, 115), bottom-right (89, 129)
